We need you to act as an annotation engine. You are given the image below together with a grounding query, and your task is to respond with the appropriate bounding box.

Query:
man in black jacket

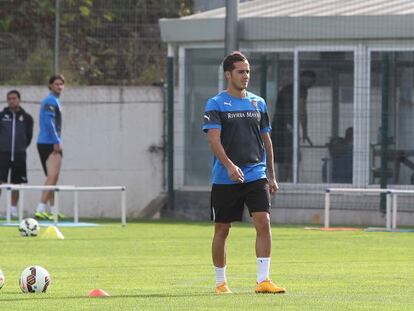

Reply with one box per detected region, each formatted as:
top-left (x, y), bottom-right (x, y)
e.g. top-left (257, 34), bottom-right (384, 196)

top-left (0, 90), bottom-right (34, 217)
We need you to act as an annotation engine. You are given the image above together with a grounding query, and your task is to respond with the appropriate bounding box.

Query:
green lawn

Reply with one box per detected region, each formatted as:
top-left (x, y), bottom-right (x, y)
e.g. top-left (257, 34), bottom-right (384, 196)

top-left (0, 220), bottom-right (413, 310)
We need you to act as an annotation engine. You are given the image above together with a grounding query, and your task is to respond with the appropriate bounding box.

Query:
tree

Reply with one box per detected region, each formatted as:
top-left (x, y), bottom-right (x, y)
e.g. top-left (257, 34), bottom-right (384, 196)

top-left (0, 0), bottom-right (193, 85)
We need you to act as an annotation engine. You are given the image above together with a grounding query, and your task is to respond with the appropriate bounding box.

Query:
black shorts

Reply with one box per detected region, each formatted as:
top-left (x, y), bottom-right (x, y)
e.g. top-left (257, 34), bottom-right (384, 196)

top-left (37, 144), bottom-right (62, 176)
top-left (0, 152), bottom-right (28, 184)
top-left (211, 178), bottom-right (271, 223)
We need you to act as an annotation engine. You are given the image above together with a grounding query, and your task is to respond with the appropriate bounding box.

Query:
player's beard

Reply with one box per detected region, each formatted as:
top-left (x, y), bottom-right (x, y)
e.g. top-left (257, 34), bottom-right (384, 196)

top-left (231, 79), bottom-right (248, 93)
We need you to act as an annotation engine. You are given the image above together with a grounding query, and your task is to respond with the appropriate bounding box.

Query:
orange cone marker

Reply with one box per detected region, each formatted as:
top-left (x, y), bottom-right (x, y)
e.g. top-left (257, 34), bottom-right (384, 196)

top-left (88, 288), bottom-right (110, 297)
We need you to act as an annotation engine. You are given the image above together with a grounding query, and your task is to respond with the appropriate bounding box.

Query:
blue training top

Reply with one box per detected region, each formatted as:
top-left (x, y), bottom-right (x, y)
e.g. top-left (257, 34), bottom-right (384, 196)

top-left (37, 93), bottom-right (62, 144)
top-left (202, 91), bottom-right (271, 184)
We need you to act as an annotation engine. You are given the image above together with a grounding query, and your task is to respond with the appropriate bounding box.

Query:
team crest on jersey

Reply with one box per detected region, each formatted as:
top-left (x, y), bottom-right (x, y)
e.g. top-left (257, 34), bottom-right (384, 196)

top-left (251, 99), bottom-right (258, 109)
top-left (19, 115), bottom-right (24, 121)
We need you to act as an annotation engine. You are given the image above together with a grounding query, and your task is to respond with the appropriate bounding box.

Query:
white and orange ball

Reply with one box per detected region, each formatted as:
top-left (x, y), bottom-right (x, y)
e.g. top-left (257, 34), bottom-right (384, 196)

top-left (19, 266), bottom-right (51, 293)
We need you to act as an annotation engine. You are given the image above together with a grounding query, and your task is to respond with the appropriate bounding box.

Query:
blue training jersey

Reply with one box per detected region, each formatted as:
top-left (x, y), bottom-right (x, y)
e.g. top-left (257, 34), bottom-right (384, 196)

top-left (37, 93), bottom-right (62, 144)
top-left (202, 91), bottom-right (271, 184)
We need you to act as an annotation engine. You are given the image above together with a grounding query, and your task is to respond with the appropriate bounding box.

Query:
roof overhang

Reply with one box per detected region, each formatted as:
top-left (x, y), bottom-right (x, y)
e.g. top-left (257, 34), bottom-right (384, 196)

top-left (160, 15), bottom-right (414, 44)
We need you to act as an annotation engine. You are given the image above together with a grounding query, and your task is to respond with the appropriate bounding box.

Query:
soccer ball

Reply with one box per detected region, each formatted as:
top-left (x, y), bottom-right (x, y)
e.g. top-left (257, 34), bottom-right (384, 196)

top-left (0, 269), bottom-right (4, 289)
top-left (19, 266), bottom-right (51, 293)
top-left (18, 218), bottom-right (40, 237)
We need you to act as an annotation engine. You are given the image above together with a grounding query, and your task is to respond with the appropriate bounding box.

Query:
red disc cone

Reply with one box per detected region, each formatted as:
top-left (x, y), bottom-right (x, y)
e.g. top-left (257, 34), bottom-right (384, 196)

top-left (88, 288), bottom-right (110, 297)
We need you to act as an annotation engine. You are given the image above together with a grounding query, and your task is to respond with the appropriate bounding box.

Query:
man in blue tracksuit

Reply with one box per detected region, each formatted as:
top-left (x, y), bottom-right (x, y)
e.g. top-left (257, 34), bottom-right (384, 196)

top-left (0, 90), bottom-right (33, 216)
top-left (203, 52), bottom-right (285, 294)
top-left (35, 74), bottom-right (65, 220)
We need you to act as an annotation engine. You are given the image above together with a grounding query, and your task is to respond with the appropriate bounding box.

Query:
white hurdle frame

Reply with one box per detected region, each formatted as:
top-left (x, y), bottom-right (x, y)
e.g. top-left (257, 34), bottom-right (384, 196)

top-left (0, 184), bottom-right (127, 226)
top-left (325, 188), bottom-right (392, 230)
top-left (387, 189), bottom-right (414, 230)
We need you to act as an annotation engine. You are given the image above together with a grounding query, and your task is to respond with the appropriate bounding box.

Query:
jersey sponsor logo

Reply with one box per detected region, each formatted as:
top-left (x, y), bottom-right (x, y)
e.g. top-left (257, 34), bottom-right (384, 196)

top-left (227, 111), bottom-right (260, 119)
top-left (227, 112), bottom-right (245, 118)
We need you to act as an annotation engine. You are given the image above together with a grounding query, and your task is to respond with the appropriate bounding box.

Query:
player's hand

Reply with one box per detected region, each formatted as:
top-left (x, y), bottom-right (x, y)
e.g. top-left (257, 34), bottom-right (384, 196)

top-left (268, 178), bottom-right (279, 195)
top-left (227, 164), bottom-right (244, 183)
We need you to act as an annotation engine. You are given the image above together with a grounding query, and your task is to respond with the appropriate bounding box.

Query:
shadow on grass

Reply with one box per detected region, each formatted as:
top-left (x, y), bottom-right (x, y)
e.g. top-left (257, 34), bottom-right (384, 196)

top-left (80, 218), bottom-right (308, 230)
top-left (0, 291), bottom-right (254, 302)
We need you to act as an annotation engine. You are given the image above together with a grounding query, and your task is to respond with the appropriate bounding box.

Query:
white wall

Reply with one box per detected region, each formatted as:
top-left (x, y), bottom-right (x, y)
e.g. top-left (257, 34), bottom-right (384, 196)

top-left (0, 86), bottom-right (165, 219)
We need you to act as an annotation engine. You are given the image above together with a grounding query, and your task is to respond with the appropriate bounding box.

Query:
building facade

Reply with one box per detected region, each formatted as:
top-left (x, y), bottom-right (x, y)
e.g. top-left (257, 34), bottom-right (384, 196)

top-left (160, 0), bottom-right (414, 225)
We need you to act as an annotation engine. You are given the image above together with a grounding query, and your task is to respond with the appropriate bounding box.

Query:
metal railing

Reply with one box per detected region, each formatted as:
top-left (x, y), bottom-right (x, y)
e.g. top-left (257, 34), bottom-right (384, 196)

top-left (0, 184), bottom-right (127, 226)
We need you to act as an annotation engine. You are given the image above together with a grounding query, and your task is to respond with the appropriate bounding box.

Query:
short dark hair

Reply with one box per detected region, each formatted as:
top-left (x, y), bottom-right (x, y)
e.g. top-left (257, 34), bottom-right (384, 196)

top-left (222, 51), bottom-right (248, 73)
top-left (49, 74), bottom-right (65, 85)
top-left (7, 90), bottom-right (21, 99)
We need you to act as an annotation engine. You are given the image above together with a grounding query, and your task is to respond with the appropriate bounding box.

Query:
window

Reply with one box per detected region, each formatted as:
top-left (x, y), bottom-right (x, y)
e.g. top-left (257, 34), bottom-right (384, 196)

top-left (370, 52), bottom-right (414, 185)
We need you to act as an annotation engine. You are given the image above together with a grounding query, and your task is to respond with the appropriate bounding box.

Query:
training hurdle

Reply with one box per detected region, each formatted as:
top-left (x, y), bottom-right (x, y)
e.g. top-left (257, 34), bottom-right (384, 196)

top-left (0, 184), bottom-right (127, 226)
top-left (386, 189), bottom-right (414, 231)
top-left (324, 188), bottom-right (393, 230)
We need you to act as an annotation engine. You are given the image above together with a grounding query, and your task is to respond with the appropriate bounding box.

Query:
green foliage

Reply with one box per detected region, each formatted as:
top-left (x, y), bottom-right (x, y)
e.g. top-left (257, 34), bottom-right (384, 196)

top-left (0, 221), bottom-right (413, 310)
top-left (7, 43), bottom-right (53, 85)
top-left (59, 0), bottom-right (193, 85)
top-left (0, 0), bottom-right (193, 85)
top-left (0, 0), bottom-right (55, 84)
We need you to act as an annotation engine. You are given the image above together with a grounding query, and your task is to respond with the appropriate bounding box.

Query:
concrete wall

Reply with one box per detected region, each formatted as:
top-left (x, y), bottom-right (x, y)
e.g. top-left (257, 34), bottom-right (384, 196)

top-left (167, 185), bottom-right (414, 227)
top-left (0, 86), bottom-right (165, 219)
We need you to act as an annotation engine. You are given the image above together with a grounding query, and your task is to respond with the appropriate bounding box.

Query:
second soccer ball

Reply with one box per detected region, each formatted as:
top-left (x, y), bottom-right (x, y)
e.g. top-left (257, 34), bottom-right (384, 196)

top-left (18, 218), bottom-right (40, 237)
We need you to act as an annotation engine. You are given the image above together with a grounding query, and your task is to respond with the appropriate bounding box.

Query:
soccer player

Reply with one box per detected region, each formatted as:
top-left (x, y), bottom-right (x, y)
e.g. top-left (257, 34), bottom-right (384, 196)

top-left (35, 74), bottom-right (65, 220)
top-left (0, 90), bottom-right (34, 217)
top-left (202, 51), bottom-right (286, 294)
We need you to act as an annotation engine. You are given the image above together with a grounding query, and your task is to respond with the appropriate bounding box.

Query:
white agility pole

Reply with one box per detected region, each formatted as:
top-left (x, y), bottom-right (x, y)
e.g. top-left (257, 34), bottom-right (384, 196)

top-left (18, 189), bottom-right (24, 223)
top-left (6, 187), bottom-right (11, 223)
top-left (392, 193), bottom-right (398, 230)
top-left (53, 190), bottom-right (60, 226)
top-left (386, 191), bottom-right (391, 231)
top-left (121, 188), bottom-right (126, 227)
top-left (324, 190), bottom-right (330, 228)
top-left (325, 188), bottom-right (392, 229)
top-left (73, 191), bottom-right (79, 223)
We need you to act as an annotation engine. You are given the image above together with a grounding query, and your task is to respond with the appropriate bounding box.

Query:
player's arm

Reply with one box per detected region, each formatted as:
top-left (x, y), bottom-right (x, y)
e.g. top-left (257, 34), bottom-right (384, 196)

top-left (262, 132), bottom-right (278, 194)
top-left (25, 113), bottom-right (34, 148)
top-left (207, 128), bottom-right (244, 183)
top-left (299, 97), bottom-right (312, 145)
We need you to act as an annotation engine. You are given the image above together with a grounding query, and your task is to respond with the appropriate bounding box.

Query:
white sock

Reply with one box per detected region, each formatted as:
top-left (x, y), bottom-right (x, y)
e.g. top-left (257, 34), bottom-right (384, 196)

top-left (257, 257), bottom-right (271, 283)
top-left (214, 266), bottom-right (227, 286)
top-left (36, 203), bottom-right (48, 213)
top-left (10, 206), bottom-right (17, 215)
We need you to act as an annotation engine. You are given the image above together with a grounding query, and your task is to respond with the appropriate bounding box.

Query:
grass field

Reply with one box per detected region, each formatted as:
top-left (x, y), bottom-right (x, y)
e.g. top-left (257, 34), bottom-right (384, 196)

top-left (0, 220), bottom-right (413, 310)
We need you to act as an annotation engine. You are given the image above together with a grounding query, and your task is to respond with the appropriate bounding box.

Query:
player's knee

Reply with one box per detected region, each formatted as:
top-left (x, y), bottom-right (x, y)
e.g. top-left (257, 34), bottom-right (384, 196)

top-left (47, 174), bottom-right (59, 184)
top-left (215, 223), bottom-right (231, 238)
top-left (254, 213), bottom-right (271, 232)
